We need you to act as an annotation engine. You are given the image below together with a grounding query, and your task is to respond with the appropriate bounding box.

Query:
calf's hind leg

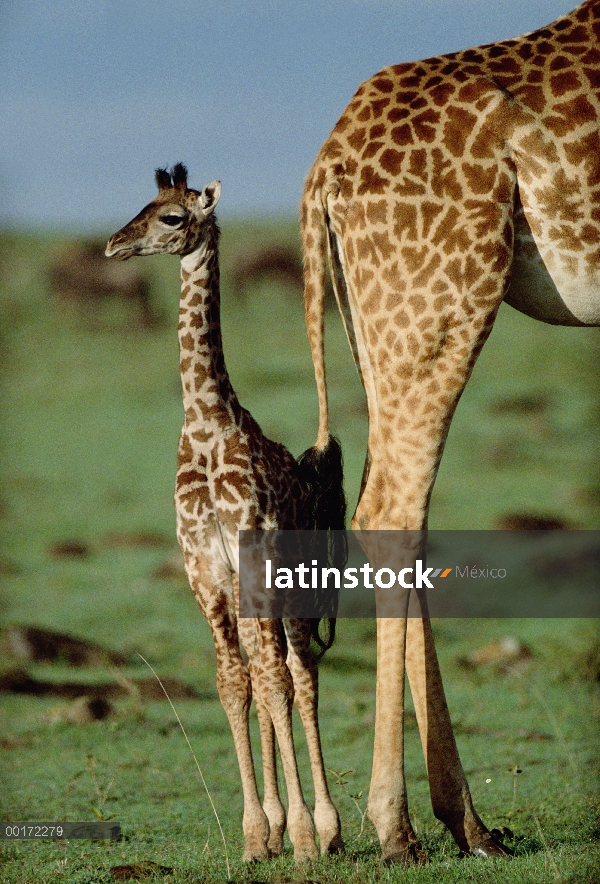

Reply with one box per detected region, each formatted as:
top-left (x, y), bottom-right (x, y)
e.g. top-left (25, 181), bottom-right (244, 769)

top-left (253, 618), bottom-right (320, 862)
top-left (285, 618), bottom-right (344, 855)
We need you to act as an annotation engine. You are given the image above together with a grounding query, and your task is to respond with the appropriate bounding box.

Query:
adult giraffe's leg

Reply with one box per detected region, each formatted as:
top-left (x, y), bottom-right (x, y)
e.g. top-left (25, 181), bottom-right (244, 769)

top-left (285, 618), bottom-right (344, 855)
top-left (352, 527), bottom-right (427, 862)
top-left (303, 130), bottom-right (517, 861)
top-left (369, 616), bottom-right (424, 863)
top-left (186, 558), bottom-right (270, 861)
top-left (351, 297), bottom-right (511, 863)
top-left (405, 614), bottom-right (509, 856)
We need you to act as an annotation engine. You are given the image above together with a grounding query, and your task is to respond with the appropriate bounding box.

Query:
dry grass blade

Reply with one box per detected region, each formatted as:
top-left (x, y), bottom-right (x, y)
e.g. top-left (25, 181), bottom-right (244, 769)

top-left (137, 653), bottom-right (231, 880)
top-left (534, 815), bottom-right (562, 883)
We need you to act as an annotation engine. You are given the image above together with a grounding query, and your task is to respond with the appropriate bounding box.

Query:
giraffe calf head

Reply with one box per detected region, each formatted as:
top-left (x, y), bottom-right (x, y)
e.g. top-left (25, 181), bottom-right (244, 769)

top-left (105, 164), bottom-right (221, 260)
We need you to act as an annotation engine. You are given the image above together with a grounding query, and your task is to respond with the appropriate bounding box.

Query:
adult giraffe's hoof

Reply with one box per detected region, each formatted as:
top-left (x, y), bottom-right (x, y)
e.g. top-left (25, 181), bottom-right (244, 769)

top-left (463, 830), bottom-right (514, 858)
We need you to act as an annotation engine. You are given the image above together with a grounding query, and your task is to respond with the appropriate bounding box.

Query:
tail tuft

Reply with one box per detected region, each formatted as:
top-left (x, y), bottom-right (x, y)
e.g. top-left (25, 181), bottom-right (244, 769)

top-left (297, 436), bottom-right (347, 657)
top-left (297, 435), bottom-right (346, 532)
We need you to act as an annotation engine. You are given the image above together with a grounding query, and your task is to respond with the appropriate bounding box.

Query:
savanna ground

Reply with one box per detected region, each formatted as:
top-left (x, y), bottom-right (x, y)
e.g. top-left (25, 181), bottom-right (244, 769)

top-left (0, 222), bottom-right (599, 883)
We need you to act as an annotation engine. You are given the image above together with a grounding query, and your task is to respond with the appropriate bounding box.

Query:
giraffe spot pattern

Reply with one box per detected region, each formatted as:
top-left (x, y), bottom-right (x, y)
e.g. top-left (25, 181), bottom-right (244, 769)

top-left (108, 167), bottom-right (347, 860)
top-left (301, 0), bottom-right (600, 537)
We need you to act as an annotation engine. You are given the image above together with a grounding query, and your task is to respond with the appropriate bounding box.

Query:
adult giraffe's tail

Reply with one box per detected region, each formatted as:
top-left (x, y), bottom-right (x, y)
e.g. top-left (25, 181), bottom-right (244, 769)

top-left (296, 436), bottom-right (347, 656)
top-left (297, 435), bottom-right (346, 534)
top-left (301, 166), bottom-right (332, 451)
top-left (298, 167), bottom-right (347, 655)
top-left (299, 163), bottom-right (346, 536)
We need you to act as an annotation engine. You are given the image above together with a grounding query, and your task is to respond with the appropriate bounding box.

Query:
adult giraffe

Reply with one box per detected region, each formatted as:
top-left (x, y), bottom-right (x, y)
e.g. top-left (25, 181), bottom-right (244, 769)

top-left (302, 0), bottom-right (600, 864)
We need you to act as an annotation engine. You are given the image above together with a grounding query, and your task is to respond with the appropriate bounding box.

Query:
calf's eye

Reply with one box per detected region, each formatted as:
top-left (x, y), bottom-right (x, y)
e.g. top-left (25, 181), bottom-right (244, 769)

top-left (161, 214), bottom-right (184, 226)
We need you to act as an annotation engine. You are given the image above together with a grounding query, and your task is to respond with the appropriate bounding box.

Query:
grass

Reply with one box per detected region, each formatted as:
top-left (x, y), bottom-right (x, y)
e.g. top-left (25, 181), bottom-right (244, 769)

top-left (0, 223), bottom-right (599, 883)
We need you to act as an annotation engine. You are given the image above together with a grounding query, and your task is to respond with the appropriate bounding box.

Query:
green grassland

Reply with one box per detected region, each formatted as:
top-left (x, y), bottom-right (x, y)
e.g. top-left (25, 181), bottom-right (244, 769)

top-left (0, 222), bottom-right (599, 883)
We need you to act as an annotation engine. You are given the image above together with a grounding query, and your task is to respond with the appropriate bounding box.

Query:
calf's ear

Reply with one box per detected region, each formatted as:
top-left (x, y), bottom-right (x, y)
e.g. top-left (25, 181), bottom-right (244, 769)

top-left (199, 181), bottom-right (221, 216)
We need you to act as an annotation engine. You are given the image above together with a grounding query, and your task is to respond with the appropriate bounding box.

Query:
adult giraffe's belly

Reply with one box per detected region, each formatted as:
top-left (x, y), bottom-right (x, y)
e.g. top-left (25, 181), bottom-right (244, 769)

top-left (504, 203), bottom-right (600, 327)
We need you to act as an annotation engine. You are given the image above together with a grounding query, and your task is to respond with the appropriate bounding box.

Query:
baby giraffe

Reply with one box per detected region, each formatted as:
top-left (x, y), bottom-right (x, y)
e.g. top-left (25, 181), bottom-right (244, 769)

top-left (106, 164), bottom-right (345, 862)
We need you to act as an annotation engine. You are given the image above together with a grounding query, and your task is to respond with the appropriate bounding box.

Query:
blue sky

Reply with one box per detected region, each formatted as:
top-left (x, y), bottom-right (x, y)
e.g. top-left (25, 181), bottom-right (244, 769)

top-left (0, 0), bottom-right (575, 228)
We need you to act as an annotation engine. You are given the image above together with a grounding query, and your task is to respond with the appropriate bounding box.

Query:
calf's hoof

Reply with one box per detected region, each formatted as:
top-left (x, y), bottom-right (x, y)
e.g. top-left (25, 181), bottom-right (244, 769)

top-left (383, 841), bottom-right (428, 866)
top-left (321, 833), bottom-right (345, 855)
top-left (293, 840), bottom-right (320, 863)
top-left (266, 822), bottom-right (285, 857)
top-left (242, 843), bottom-right (269, 862)
top-left (267, 839), bottom-right (285, 858)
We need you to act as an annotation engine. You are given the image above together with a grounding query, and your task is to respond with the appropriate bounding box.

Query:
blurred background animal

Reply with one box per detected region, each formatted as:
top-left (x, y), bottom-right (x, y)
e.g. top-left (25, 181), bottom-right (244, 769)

top-left (48, 239), bottom-right (160, 328)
